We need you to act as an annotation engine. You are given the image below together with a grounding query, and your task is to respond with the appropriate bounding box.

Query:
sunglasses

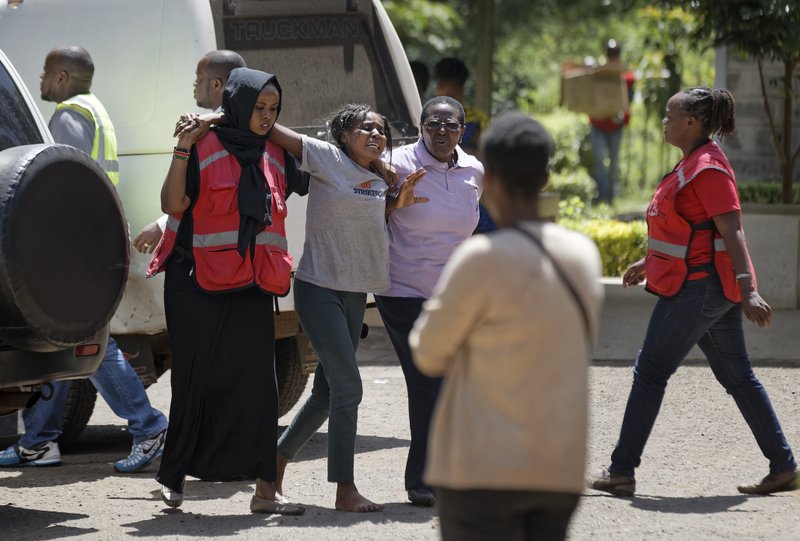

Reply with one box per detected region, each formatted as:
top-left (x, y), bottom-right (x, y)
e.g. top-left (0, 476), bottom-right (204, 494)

top-left (423, 120), bottom-right (462, 132)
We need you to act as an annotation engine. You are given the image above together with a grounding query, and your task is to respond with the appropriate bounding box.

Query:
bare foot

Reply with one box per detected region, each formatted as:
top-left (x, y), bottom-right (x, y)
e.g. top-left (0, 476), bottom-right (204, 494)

top-left (335, 481), bottom-right (384, 513)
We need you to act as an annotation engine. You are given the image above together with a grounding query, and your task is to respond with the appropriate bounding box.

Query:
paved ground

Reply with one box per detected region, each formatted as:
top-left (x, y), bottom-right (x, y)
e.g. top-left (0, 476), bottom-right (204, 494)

top-left (2, 354), bottom-right (798, 539)
top-left (2, 292), bottom-right (798, 539)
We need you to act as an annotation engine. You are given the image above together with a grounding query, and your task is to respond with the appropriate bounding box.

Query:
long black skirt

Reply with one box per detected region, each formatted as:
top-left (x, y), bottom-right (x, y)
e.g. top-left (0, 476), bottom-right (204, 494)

top-left (157, 258), bottom-right (277, 492)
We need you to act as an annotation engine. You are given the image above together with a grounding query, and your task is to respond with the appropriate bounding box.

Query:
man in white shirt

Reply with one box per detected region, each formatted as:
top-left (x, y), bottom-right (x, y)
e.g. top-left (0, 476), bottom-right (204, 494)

top-left (133, 50), bottom-right (246, 251)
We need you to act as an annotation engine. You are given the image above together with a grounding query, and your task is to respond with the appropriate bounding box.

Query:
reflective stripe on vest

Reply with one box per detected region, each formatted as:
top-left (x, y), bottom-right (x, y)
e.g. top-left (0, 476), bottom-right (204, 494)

top-left (56, 94), bottom-right (119, 185)
top-left (199, 148), bottom-right (286, 175)
top-left (648, 237), bottom-right (727, 258)
top-left (163, 215), bottom-right (288, 251)
top-left (192, 230), bottom-right (288, 251)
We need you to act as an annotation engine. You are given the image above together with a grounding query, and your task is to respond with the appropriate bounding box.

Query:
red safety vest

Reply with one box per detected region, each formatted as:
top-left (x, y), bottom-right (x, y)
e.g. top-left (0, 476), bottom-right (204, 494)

top-left (147, 132), bottom-right (292, 296)
top-left (644, 140), bottom-right (754, 303)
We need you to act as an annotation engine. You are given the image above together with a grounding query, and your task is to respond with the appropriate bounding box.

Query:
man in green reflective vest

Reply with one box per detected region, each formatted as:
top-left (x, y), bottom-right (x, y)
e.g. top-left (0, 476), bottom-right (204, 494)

top-left (40, 46), bottom-right (119, 185)
top-left (0, 46), bottom-right (168, 473)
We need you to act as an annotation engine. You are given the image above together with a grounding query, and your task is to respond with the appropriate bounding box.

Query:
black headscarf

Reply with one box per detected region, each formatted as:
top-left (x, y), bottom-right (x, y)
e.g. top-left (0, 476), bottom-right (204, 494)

top-left (212, 67), bottom-right (282, 257)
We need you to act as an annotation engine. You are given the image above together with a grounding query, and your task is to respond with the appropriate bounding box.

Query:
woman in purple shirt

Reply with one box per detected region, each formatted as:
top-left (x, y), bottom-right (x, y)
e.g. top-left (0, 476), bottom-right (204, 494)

top-left (376, 96), bottom-right (484, 507)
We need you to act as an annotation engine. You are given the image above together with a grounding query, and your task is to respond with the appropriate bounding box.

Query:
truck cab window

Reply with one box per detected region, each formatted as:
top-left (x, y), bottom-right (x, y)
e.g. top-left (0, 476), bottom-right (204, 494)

top-left (0, 62), bottom-right (43, 152)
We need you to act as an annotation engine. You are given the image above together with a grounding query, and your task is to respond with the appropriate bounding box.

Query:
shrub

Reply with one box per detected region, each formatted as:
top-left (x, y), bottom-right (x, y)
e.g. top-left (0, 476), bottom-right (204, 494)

top-left (537, 111), bottom-right (592, 174)
top-left (560, 199), bottom-right (647, 277)
top-left (584, 219), bottom-right (648, 277)
top-left (548, 169), bottom-right (596, 204)
top-left (738, 181), bottom-right (800, 204)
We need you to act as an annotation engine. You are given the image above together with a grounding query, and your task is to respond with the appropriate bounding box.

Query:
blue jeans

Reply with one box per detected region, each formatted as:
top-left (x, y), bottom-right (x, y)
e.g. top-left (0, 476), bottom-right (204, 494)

top-left (590, 125), bottom-right (623, 204)
top-left (20, 337), bottom-right (167, 448)
top-left (277, 279), bottom-right (366, 482)
top-left (609, 278), bottom-right (796, 478)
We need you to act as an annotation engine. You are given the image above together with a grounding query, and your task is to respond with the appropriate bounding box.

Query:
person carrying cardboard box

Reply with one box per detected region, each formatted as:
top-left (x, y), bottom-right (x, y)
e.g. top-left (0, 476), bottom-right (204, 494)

top-left (588, 39), bottom-right (635, 204)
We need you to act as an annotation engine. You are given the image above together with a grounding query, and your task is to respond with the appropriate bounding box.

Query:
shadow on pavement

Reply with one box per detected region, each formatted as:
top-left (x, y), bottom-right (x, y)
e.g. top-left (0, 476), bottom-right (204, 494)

top-left (0, 505), bottom-right (98, 538)
top-left (2, 427), bottom-right (408, 499)
top-left (121, 501), bottom-right (433, 537)
top-left (629, 494), bottom-right (751, 514)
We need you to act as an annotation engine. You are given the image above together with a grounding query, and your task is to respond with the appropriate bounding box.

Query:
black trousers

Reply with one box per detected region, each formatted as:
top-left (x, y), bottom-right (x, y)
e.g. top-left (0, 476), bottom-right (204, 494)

top-left (375, 295), bottom-right (442, 491)
top-left (158, 257), bottom-right (278, 491)
top-left (437, 488), bottom-right (580, 541)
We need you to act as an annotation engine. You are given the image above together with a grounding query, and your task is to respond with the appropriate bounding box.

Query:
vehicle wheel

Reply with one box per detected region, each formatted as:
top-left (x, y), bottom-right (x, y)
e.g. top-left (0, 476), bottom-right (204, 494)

top-left (275, 337), bottom-right (309, 418)
top-left (0, 144), bottom-right (128, 349)
top-left (0, 411), bottom-right (20, 449)
top-left (59, 379), bottom-right (98, 445)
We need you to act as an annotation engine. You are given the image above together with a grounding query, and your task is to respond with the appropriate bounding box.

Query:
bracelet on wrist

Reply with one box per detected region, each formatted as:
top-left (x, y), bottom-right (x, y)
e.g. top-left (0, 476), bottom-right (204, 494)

top-left (173, 146), bottom-right (190, 161)
top-left (735, 273), bottom-right (752, 280)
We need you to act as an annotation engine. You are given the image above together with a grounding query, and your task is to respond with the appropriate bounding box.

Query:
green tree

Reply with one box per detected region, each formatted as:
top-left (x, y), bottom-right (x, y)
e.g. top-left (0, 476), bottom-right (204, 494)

top-left (382, 0), bottom-right (462, 63)
top-left (673, 0), bottom-right (800, 203)
top-left (381, 0), bottom-right (715, 201)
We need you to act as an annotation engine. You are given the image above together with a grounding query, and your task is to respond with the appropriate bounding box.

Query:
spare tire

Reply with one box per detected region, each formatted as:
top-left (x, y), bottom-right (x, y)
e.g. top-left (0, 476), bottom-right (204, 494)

top-left (0, 143), bottom-right (128, 350)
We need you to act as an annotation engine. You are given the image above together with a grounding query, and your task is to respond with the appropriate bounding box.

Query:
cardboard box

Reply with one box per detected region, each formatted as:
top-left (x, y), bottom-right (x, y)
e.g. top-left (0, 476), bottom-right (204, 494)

top-left (561, 62), bottom-right (629, 118)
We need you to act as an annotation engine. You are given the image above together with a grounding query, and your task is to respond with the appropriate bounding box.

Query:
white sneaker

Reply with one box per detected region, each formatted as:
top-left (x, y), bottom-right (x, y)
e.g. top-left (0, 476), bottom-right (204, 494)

top-left (160, 484), bottom-right (183, 508)
top-left (113, 429), bottom-right (166, 473)
top-left (0, 441), bottom-right (61, 467)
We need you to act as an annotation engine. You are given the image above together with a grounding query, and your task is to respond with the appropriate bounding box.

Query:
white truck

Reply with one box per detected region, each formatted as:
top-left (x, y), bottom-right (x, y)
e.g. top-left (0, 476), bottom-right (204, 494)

top-left (0, 0), bottom-right (421, 440)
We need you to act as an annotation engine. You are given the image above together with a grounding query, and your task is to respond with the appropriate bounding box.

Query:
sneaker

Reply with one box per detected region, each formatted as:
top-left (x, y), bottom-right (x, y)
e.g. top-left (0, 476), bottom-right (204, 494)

top-left (160, 484), bottom-right (184, 508)
top-left (586, 467), bottom-right (636, 497)
top-left (114, 429), bottom-right (166, 473)
top-left (737, 469), bottom-right (798, 495)
top-left (0, 441), bottom-right (61, 467)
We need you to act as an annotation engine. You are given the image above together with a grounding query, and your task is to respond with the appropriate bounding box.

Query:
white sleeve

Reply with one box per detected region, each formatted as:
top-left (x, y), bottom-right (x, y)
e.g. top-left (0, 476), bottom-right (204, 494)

top-left (156, 214), bottom-right (169, 232)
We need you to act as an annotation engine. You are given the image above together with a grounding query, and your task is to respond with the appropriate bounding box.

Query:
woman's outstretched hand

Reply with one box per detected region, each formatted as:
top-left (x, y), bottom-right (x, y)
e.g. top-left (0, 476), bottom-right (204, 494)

top-left (393, 168), bottom-right (428, 210)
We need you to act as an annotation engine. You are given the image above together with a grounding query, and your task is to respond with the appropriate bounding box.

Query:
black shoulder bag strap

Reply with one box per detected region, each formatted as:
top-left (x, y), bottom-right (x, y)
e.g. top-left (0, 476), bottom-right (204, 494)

top-left (510, 225), bottom-right (593, 346)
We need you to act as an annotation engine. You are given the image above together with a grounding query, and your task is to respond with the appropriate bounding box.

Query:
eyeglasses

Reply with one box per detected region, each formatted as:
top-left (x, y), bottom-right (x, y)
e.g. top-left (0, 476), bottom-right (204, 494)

top-left (423, 120), bottom-right (462, 132)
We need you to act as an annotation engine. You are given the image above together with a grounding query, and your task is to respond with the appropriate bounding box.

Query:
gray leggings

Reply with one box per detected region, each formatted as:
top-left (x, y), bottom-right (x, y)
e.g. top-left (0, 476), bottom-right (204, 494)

top-left (277, 278), bottom-right (366, 482)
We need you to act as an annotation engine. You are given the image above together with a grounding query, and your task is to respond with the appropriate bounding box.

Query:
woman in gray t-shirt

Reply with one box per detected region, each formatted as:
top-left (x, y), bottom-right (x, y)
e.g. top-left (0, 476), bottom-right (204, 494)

top-left (268, 104), bottom-right (426, 513)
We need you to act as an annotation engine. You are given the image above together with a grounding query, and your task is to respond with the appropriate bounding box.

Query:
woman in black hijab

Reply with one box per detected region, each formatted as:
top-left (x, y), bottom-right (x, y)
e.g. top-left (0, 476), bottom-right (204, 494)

top-left (150, 68), bottom-right (307, 514)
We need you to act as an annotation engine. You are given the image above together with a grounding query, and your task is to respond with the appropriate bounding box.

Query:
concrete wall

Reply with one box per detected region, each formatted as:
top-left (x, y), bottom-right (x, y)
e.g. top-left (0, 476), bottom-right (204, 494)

top-left (714, 49), bottom-right (800, 309)
top-left (742, 205), bottom-right (800, 309)
top-left (715, 47), bottom-right (800, 182)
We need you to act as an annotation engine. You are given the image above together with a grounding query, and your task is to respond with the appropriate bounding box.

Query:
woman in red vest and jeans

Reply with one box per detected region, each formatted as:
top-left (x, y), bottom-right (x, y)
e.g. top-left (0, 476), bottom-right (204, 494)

top-left (149, 68), bottom-right (308, 514)
top-left (588, 87), bottom-right (796, 496)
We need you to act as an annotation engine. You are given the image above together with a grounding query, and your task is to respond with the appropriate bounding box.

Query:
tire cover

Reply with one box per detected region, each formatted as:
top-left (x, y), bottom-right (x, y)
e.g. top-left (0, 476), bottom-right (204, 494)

top-left (0, 143), bottom-right (129, 348)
